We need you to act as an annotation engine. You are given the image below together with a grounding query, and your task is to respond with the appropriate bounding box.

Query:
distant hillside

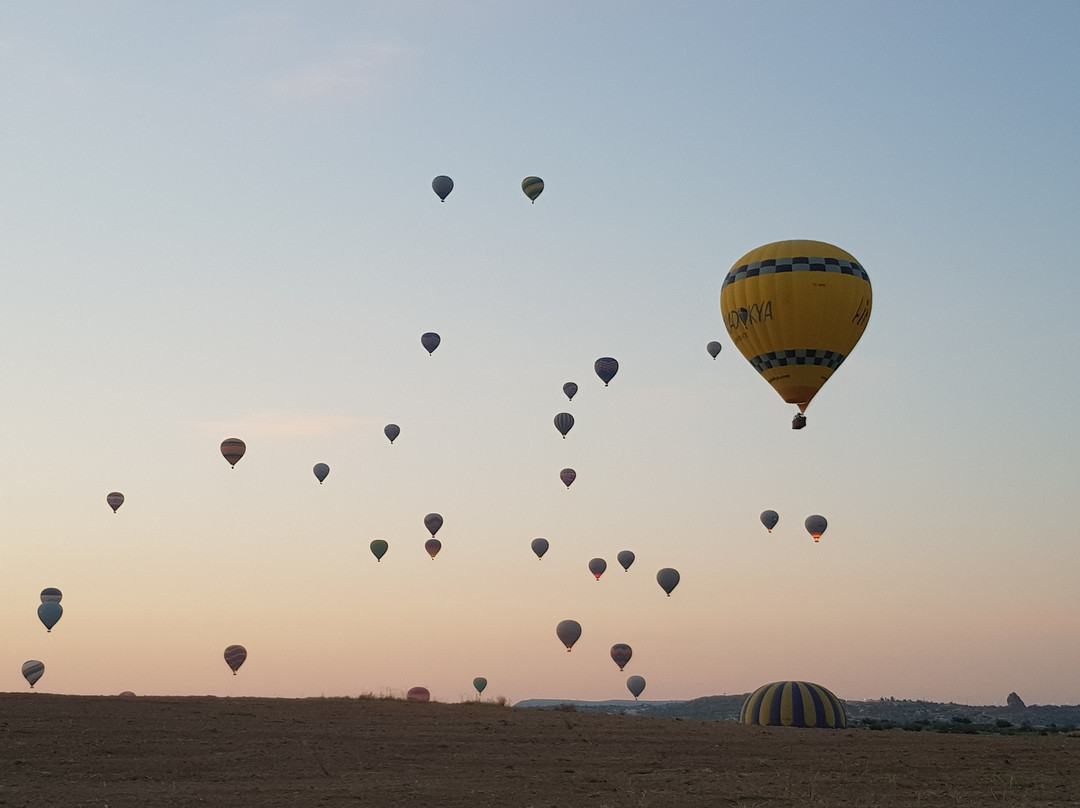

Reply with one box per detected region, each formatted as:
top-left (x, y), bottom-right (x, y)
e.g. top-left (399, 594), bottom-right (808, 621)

top-left (516, 695), bottom-right (1080, 728)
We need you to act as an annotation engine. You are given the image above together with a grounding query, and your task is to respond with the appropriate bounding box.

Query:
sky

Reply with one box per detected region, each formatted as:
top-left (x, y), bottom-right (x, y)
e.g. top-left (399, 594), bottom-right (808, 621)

top-left (2, 1), bottom-right (1078, 706)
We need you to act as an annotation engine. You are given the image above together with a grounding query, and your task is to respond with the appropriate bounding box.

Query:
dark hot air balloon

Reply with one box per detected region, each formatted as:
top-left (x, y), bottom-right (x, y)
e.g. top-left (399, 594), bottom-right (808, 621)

top-left (224, 644), bottom-right (247, 675)
top-left (610, 643), bottom-right (632, 671)
top-left (407, 686), bottom-right (431, 702)
top-left (221, 438), bottom-right (246, 468)
top-left (22, 660), bottom-right (44, 688)
top-left (38, 602), bottom-right (62, 632)
top-left (588, 558), bottom-right (607, 580)
top-left (760, 510), bottom-right (779, 532)
top-left (425, 538), bottom-right (442, 559)
top-left (617, 550), bottom-right (635, 571)
top-left (656, 568), bottom-right (680, 596)
top-left (384, 424), bottom-right (400, 444)
top-left (40, 587), bottom-right (62, 603)
top-left (707, 341), bottom-right (722, 359)
top-left (313, 463), bottom-right (329, 484)
top-left (473, 677), bottom-right (488, 696)
top-left (424, 513), bottom-right (443, 537)
top-left (560, 468), bottom-right (576, 488)
top-left (531, 538), bottom-right (549, 560)
top-left (107, 492), bottom-right (124, 512)
top-left (522, 176), bottom-right (544, 203)
top-left (421, 332), bottom-right (441, 355)
top-left (370, 539), bottom-right (389, 562)
top-left (594, 357), bottom-right (619, 386)
top-left (627, 675), bottom-right (646, 699)
top-left (556, 619), bottom-right (582, 651)
top-left (562, 382), bottom-right (578, 401)
top-left (432, 175), bottom-right (453, 201)
top-left (805, 515), bottom-right (828, 542)
top-left (554, 412), bottom-right (574, 438)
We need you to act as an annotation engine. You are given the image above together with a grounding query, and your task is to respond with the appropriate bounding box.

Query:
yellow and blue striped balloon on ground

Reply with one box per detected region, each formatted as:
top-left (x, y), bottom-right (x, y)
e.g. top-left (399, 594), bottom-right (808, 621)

top-left (720, 240), bottom-right (871, 414)
top-left (740, 680), bottom-right (847, 728)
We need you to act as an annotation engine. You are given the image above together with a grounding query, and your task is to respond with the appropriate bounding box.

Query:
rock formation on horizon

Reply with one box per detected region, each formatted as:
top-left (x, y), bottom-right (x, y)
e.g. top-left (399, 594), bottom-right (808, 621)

top-left (1007, 691), bottom-right (1026, 709)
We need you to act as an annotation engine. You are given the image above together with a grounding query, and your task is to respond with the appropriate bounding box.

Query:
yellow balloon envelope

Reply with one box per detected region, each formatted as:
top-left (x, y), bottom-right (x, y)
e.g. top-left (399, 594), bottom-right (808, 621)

top-left (720, 240), bottom-right (871, 412)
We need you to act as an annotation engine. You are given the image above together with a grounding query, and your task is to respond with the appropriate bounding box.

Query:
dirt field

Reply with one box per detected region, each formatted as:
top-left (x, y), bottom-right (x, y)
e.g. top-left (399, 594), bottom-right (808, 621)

top-left (2, 693), bottom-right (1079, 807)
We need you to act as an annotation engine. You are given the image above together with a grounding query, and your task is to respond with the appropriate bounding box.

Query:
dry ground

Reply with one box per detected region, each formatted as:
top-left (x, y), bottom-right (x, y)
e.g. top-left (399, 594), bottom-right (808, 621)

top-left (1, 693), bottom-right (1078, 807)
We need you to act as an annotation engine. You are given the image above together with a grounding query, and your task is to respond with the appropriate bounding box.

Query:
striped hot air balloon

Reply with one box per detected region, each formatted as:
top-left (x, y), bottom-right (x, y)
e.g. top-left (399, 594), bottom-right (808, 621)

top-left (521, 176), bottom-right (544, 203)
top-left (610, 644), bottom-right (632, 671)
top-left (22, 660), bottom-right (45, 688)
top-left (554, 412), bottom-right (574, 438)
top-left (594, 357), bottom-right (619, 386)
top-left (40, 588), bottom-right (62, 604)
top-left (562, 382), bottom-right (578, 401)
top-left (740, 681), bottom-right (847, 728)
top-left (221, 438), bottom-right (246, 468)
top-left (224, 644), bottom-right (247, 675)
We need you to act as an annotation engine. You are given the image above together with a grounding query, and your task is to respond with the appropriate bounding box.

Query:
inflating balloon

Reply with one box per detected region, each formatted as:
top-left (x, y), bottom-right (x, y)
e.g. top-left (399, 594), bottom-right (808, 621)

top-left (560, 468), bottom-right (576, 488)
top-left (424, 513), bottom-right (443, 537)
top-left (425, 538), bottom-right (442, 559)
top-left (656, 568), bottom-right (680, 596)
top-left (384, 424), bottom-right (400, 444)
top-left (805, 515), bottom-right (828, 542)
top-left (221, 438), bottom-right (246, 468)
top-left (432, 175), bottom-right (453, 201)
top-left (370, 539), bottom-right (389, 562)
top-left (610, 643), bottom-right (632, 671)
top-left (22, 660), bottom-right (44, 688)
top-left (627, 675), bottom-right (646, 699)
top-left (38, 602), bottom-right (62, 632)
top-left (224, 644), bottom-right (247, 675)
top-left (594, 357), bottom-right (619, 386)
top-left (741, 681), bottom-right (846, 728)
top-left (720, 240), bottom-right (872, 427)
top-left (554, 412), bottom-right (574, 438)
top-left (407, 686), bottom-right (430, 702)
top-left (531, 538), bottom-right (549, 560)
top-left (562, 382), bottom-right (578, 401)
top-left (522, 176), bottom-right (544, 203)
top-left (313, 463), bottom-right (329, 484)
top-left (760, 510), bottom-right (779, 532)
top-left (588, 558), bottom-right (607, 580)
top-left (556, 619), bottom-right (582, 652)
top-left (617, 550), bottom-right (635, 571)
top-left (707, 341), bottom-right (722, 359)
top-left (421, 332), bottom-right (441, 355)
top-left (107, 492), bottom-right (124, 512)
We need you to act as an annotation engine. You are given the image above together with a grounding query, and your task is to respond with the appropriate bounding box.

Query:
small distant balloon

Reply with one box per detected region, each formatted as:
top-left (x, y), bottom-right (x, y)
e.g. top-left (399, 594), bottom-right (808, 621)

top-left (805, 515), bottom-right (828, 542)
top-left (562, 382), bottom-right (578, 401)
top-left (421, 332), bottom-right (441, 355)
top-left (407, 686), bottom-right (431, 702)
top-left (760, 510), bottom-right (779, 532)
top-left (560, 468), bottom-right (576, 488)
top-left (627, 675), bottom-right (646, 699)
top-left (384, 424), bottom-right (400, 444)
top-left (707, 341), bottom-right (722, 359)
top-left (521, 176), bottom-right (544, 203)
top-left (610, 643), bottom-right (633, 671)
top-left (40, 587), bottom-right (62, 604)
top-left (22, 660), bottom-right (45, 688)
top-left (221, 438), bottom-right (246, 468)
top-left (425, 538), bottom-right (442, 560)
top-left (594, 357), bottom-right (619, 386)
top-left (617, 550), bottom-right (635, 572)
top-left (370, 539), bottom-right (389, 562)
top-left (556, 619), bottom-right (582, 652)
top-left (656, 568), bottom-right (680, 597)
top-left (313, 463), bottom-right (330, 484)
top-left (473, 677), bottom-right (488, 696)
top-left (38, 602), bottom-right (63, 632)
top-left (424, 513), bottom-right (443, 537)
top-left (432, 175), bottom-right (453, 201)
top-left (224, 644), bottom-right (247, 675)
top-left (588, 558), bottom-right (607, 580)
top-left (106, 492), bottom-right (124, 512)
top-left (531, 538), bottom-right (549, 560)
top-left (554, 412), bottom-right (575, 438)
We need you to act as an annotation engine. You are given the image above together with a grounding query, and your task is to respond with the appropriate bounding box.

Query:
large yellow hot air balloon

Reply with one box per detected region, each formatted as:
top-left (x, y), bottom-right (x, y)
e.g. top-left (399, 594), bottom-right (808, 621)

top-left (720, 240), bottom-right (871, 426)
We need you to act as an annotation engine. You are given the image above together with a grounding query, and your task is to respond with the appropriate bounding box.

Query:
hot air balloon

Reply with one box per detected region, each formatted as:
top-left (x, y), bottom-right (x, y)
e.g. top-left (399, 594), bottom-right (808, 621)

top-left (370, 539), bottom-right (389, 562)
top-left (594, 357), bottom-right (619, 386)
top-left (384, 424), bottom-right (400, 444)
top-left (627, 675), bottom-right (646, 699)
top-left (38, 602), bottom-right (62, 632)
top-left (107, 492), bottom-right (124, 512)
top-left (610, 643), bottom-right (632, 671)
top-left (40, 587), bottom-right (62, 603)
top-left (720, 240), bottom-right (872, 428)
top-left (707, 341), bottom-right (722, 359)
top-left (221, 438), bottom-right (246, 467)
top-left (421, 332), bottom-right (441, 355)
top-left (224, 644), bottom-right (247, 675)
top-left (22, 660), bottom-right (44, 688)
top-left (424, 513), bottom-right (443, 537)
top-left (432, 175), bottom-right (453, 201)
top-left (313, 463), bottom-right (330, 484)
top-left (425, 538), bottom-right (442, 559)
top-left (562, 382), bottom-right (578, 401)
top-left (740, 681), bottom-right (846, 728)
top-left (760, 510), bottom-right (779, 532)
top-left (556, 619), bottom-right (581, 652)
top-left (531, 538), bottom-right (549, 560)
top-left (554, 412), bottom-right (574, 438)
top-left (522, 176), bottom-right (544, 203)
top-left (473, 677), bottom-right (488, 696)
top-left (407, 686), bottom-right (430, 702)
top-left (656, 568), bottom-right (680, 596)
top-left (805, 515), bottom-right (828, 542)
top-left (617, 550), bottom-right (635, 571)
top-left (560, 468), bottom-right (576, 488)
top-left (588, 558), bottom-right (607, 580)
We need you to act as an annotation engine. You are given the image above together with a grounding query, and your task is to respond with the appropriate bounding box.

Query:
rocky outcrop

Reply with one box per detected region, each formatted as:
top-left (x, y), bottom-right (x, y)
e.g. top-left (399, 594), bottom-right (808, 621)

top-left (1007, 692), bottom-right (1026, 710)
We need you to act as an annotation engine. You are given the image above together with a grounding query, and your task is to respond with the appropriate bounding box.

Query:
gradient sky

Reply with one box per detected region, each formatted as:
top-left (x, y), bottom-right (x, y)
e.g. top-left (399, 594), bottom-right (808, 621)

top-left (2, 1), bottom-right (1078, 706)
